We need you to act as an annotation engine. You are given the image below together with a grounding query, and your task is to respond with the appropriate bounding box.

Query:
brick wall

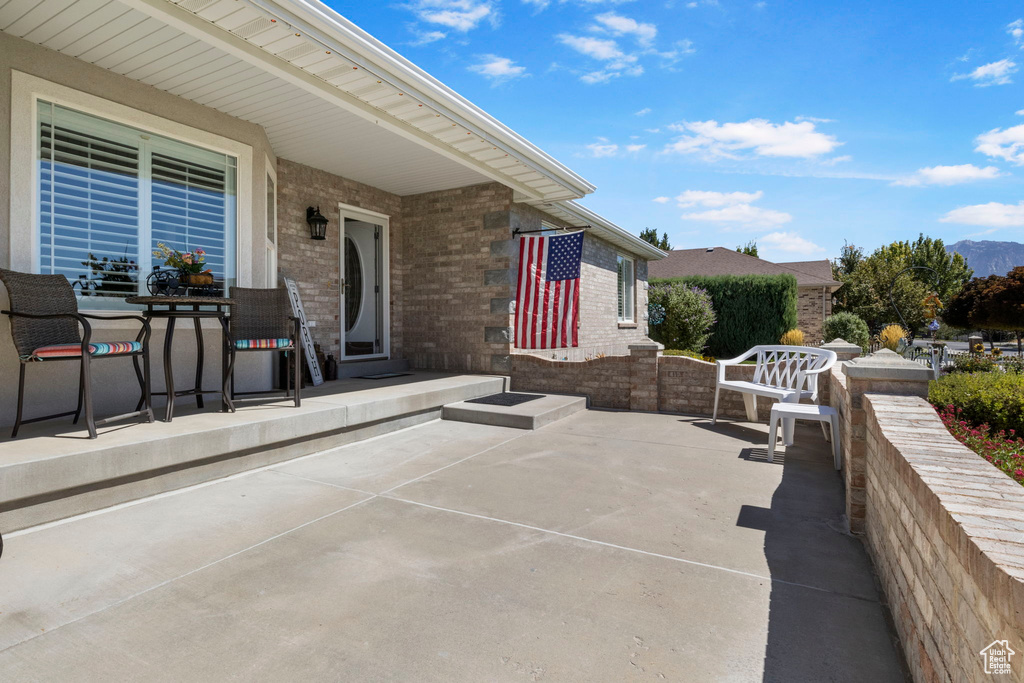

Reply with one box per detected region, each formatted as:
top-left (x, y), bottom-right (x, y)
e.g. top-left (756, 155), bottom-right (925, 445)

top-left (863, 394), bottom-right (1024, 682)
top-left (510, 353), bottom-right (632, 409)
top-left (797, 285), bottom-right (831, 343)
top-left (400, 182), bottom-right (513, 373)
top-left (509, 204), bottom-right (652, 358)
top-left (276, 158), bottom-right (402, 359)
top-left (658, 355), bottom-right (771, 420)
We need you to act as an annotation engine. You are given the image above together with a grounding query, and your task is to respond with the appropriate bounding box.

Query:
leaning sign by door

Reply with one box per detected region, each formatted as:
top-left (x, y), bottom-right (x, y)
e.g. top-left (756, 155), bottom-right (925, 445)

top-left (284, 277), bottom-right (324, 386)
top-left (514, 231), bottom-right (584, 349)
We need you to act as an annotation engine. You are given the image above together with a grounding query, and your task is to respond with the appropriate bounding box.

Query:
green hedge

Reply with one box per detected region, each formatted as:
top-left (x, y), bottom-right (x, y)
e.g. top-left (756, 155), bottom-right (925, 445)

top-left (929, 372), bottom-right (1024, 435)
top-left (651, 274), bottom-right (798, 358)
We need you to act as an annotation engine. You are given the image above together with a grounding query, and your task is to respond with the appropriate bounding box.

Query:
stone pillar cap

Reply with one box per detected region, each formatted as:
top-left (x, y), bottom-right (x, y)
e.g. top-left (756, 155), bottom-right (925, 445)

top-left (842, 349), bottom-right (934, 381)
top-left (821, 338), bottom-right (863, 355)
top-left (629, 341), bottom-right (664, 351)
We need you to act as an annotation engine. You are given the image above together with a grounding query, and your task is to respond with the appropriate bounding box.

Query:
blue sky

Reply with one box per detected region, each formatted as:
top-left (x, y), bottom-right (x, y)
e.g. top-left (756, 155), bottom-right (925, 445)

top-left (329, 1), bottom-right (1024, 263)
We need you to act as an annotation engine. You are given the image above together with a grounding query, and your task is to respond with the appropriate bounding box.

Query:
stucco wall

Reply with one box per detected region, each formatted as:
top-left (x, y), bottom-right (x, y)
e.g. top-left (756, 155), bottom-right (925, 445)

top-left (0, 33), bottom-right (276, 424)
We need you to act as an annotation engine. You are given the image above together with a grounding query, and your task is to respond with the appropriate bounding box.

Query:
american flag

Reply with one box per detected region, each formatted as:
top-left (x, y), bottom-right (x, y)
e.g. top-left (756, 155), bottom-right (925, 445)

top-left (514, 231), bottom-right (584, 349)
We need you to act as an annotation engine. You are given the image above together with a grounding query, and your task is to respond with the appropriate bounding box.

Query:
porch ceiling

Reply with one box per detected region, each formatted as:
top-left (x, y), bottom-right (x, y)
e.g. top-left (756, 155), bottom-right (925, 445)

top-left (0, 0), bottom-right (589, 200)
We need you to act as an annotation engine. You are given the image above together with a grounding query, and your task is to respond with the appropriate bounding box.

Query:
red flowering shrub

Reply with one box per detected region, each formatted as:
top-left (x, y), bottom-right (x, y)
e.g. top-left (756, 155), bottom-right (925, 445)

top-left (936, 404), bottom-right (1024, 487)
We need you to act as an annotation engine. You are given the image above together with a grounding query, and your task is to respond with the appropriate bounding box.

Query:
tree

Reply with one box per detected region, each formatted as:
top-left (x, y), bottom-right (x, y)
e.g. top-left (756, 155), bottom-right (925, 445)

top-left (831, 235), bottom-right (972, 335)
top-left (736, 240), bottom-right (758, 257)
top-left (948, 268), bottom-right (1024, 352)
top-left (639, 228), bottom-right (671, 250)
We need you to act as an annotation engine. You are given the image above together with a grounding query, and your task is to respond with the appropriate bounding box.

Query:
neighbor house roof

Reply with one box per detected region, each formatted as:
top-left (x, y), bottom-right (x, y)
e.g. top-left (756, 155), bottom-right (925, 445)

top-left (648, 247), bottom-right (840, 286)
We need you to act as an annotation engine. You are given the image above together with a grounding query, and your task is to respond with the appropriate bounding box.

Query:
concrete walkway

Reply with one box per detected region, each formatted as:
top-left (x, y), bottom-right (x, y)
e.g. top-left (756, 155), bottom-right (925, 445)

top-left (0, 411), bottom-right (905, 681)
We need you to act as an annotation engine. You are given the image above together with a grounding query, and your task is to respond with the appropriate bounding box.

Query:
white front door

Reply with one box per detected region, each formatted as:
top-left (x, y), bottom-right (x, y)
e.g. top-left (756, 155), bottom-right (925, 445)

top-left (339, 204), bottom-right (389, 360)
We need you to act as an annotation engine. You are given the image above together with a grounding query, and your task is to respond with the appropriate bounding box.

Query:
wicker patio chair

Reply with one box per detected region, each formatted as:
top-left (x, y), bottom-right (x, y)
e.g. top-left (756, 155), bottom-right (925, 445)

top-left (224, 286), bottom-right (301, 408)
top-left (0, 269), bottom-right (154, 439)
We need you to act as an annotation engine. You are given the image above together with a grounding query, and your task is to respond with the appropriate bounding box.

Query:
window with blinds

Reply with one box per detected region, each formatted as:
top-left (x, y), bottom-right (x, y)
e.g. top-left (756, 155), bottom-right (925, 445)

top-left (37, 101), bottom-right (237, 307)
top-left (617, 254), bottom-right (635, 322)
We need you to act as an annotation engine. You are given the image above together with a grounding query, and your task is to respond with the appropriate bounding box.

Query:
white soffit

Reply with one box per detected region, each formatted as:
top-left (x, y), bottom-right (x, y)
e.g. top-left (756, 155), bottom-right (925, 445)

top-left (0, 0), bottom-right (594, 199)
top-left (524, 199), bottom-right (667, 261)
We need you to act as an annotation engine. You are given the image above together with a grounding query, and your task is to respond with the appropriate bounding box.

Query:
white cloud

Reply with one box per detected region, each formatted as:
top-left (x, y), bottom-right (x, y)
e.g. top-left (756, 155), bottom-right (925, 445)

top-left (408, 29), bottom-right (447, 45)
top-left (680, 204), bottom-right (792, 229)
top-left (892, 164), bottom-right (1003, 187)
top-left (1009, 19), bottom-right (1023, 47)
top-left (663, 118), bottom-right (841, 159)
top-left (672, 189), bottom-right (791, 228)
top-left (975, 124), bottom-right (1024, 164)
top-left (635, 107), bottom-right (651, 116)
top-left (586, 142), bottom-right (619, 157)
top-left (409, 1), bottom-right (496, 32)
top-left (1016, 109), bottom-right (1024, 115)
top-left (939, 201), bottom-right (1024, 227)
top-left (468, 55), bottom-right (527, 82)
top-left (557, 34), bottom-right (635, 64)
top-left (951, 59), bottom-right (1017, 86)
top-left (653, 196), bottom-right (670, 203)
top-left (820, 155), bottom-right (852, 166)
top-left (625, 143), bottom-right (646, 152)
top-left (795, 115), bottom-right (835, 123)
top-left (591, 12), bottom-right (657, 46)
top-left (524, 0), bottom-right (639, 8)
top-left (759, 232), bottom-right (825, 255)
top-left (674, 190), bottom-right (763, 207)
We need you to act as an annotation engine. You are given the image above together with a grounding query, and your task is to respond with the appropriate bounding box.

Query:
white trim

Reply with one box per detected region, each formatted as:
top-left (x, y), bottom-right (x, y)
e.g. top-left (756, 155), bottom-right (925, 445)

top-left (617, 253), bottom-right (636, 324)
top-left (338, 203), bottom-right (390, 361)
top-left (265, 156), bottom-right (278, 287)
top-left (526, 199), bottom-right (666, 261)
top-left (9, 71), bottom-right (254, 294)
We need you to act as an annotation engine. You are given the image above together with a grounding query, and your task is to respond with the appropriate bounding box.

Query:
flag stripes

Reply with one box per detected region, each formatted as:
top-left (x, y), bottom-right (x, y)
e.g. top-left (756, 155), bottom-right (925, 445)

top-left (514, 232), bottom-right (583, 349)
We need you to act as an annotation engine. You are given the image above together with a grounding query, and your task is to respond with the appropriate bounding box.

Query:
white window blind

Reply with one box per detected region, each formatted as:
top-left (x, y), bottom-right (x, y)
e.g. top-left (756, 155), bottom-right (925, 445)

top-left (617, 254), bottom-right (635, 322)
top-left (37, 101), bottom-right (236, 307)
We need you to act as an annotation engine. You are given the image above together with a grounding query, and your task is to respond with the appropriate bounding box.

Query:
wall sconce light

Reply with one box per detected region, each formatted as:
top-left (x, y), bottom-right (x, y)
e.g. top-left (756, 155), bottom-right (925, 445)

top-left (306, 206), bottom-right (328, 240)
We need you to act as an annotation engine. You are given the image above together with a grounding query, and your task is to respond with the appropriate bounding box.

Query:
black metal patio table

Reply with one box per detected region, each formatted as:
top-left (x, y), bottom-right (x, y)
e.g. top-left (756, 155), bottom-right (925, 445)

top-left (125, 296), bottom-right (235, 422)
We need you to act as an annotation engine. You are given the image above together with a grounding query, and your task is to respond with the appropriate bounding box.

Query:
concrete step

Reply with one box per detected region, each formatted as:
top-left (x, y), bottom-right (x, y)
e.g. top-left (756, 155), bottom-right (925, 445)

top-left (335, 358), bottom-right (410, 379)
top-left (0, 372), bottom-right (505, 532)
top-left (442, 393), bottom-right (586, 430)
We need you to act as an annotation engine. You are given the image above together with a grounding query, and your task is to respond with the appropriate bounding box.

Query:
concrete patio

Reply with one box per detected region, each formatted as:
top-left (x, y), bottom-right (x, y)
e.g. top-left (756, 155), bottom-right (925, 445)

top-left (0, 409), bottom-right (906, 681)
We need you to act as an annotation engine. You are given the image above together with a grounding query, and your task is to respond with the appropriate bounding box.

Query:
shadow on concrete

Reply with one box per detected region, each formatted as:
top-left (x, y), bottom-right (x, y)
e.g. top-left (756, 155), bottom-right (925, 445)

top-left (750, 429), bottom-right (908, 682)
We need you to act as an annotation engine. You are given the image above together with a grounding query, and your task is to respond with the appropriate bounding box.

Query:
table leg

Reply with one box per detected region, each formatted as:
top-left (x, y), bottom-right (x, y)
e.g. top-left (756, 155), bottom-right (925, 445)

top-left (219, 315), bottom-right (235, 413)
top-left (193, 315), bottom-right (205, 409)
top-left (164, 317), bottom-right (176, 422)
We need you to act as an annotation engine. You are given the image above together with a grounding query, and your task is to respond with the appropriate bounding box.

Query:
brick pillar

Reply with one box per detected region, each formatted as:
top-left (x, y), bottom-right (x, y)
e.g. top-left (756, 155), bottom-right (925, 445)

top-left (629, 342), bottom-right (661, 412)
top-left (839, 349), bottom-right (932, 533)
top-left (819, 338), bottom-right (862, 408)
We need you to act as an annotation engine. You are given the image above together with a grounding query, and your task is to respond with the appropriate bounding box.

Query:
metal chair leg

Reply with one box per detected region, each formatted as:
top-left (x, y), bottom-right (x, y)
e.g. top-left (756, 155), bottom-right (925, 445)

top-left (711, 384), bottom-right (720, 425)
top-left (294, 347), bottom-right (301, 408)
top-left (142, 347), bottom-right (155, 423)
top-left (12, 363), bottom-right (26, 438)
top-left (73, 360), bottom-right (85, 425)
top-left (81, 355), bottom-right (97, 439)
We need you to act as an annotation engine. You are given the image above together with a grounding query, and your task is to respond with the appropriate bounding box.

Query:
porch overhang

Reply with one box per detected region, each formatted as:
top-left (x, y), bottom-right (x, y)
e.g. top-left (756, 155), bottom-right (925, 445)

top-left (524, 198), bottom-right (668, 261)
top-left (1, 0), bottom-right (596, 200)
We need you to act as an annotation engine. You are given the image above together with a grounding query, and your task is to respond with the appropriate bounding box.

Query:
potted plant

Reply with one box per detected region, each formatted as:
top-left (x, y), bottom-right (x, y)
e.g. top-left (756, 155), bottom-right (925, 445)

top-left (152, 243), bottom-right (214, 287)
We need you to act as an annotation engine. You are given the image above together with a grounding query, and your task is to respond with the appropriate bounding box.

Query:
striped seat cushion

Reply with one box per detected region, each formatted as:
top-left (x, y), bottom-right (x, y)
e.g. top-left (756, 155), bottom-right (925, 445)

top-left (32, 341), bottom-right (142, 359)
top-left (234, 338), bottom-right (292, 350)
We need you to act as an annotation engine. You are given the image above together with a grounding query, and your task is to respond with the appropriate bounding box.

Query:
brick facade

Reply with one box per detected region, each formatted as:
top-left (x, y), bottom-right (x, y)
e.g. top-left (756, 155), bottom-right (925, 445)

top-left (276, 158), bottom-right (402, 359)
top-left (797, 285), bottom-right (832, 343)
top-left (276, 161), bottom-right (655, 374)
top-left (509, 204), bottom-right (652, 359)
top-left (862, 394), bottom-right (1024, 682)
top-left (400, 182), bottom-right (513, 373)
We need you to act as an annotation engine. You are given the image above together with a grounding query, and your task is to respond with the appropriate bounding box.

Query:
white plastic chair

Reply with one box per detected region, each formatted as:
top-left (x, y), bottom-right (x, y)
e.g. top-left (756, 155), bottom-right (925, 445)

top-left (712, 345), bottom-right (838, 443)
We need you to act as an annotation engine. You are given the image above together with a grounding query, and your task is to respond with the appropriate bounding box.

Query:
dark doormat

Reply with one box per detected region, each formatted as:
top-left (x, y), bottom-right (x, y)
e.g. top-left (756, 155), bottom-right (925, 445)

top-left (356, 372), bottom-right (414, 379)
top-left (466, 392), bottom-right (543, 407)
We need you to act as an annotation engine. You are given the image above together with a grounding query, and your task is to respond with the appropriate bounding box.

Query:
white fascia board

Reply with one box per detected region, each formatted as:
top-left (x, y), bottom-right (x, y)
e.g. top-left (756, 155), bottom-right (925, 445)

top-left (553, 201), bottom-right (667, 261)
top-left (249, 0), bottom-right (596, 198)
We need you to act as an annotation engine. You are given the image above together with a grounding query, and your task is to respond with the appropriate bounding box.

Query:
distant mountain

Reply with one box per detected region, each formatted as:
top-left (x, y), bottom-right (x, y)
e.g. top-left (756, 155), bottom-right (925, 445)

top-left (947, 240), bottom-right (1024, 277)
